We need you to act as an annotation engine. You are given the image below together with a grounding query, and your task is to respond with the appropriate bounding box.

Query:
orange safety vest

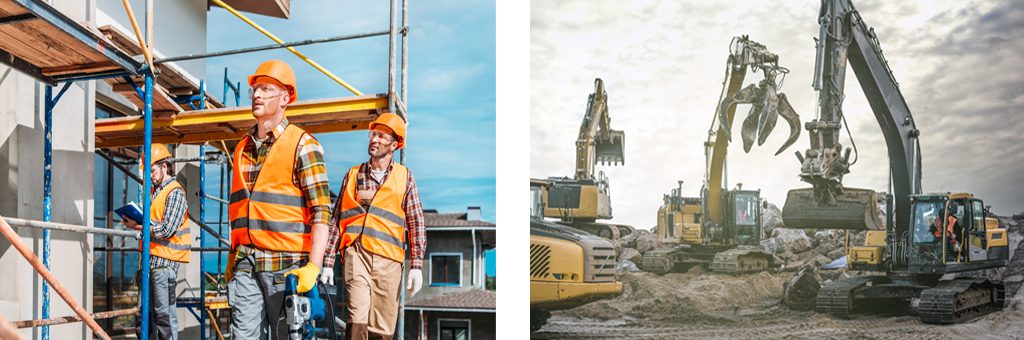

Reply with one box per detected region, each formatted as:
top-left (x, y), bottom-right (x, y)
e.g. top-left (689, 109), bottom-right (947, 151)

top-left (336, 163), bottom-right (409, 263)
top-left (228, 124), bottom-right (313, 252)
top-left (146, 180), bottom-right (192, 262)
top-left (934, 215), bottom-right (957, 242)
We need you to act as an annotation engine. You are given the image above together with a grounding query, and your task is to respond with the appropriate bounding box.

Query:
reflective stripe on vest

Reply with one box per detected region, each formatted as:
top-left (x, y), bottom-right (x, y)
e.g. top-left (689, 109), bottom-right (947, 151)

top-left (147, 180), bottom-right (192, 262)
top-left (228, 124), bottom-right (313, 252)
top-left (337, 163), bottom-right (409, 262)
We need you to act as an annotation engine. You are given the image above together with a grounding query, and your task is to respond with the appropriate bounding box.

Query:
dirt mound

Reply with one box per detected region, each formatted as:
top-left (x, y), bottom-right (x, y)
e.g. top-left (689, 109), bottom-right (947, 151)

top-left (559, 271), bottom-right (790, 324)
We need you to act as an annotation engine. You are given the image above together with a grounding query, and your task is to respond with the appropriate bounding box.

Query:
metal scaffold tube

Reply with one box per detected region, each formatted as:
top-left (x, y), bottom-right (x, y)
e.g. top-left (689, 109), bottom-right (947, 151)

top-left (140, 71), bottom-right (154, 340)
top-left (12, 308), bottom-right (140, 328)
top-left (209, 0), bottom-right (364, 96)
top-left (4, 217), bottom-right (140, 239)
top-left (0, 214), bottom-right (111, 339)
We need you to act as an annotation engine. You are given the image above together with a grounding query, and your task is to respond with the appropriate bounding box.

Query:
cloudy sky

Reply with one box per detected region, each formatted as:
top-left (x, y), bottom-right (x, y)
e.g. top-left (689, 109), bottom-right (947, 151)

top-left (203, 0), bottom-right (496, 221)
top-left (532, 0), bottom-right (1024, 230)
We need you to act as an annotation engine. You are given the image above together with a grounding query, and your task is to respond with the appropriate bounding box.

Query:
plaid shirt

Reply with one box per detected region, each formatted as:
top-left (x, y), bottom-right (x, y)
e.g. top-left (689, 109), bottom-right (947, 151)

top-left (231, 118), bottom-right (333, 273)
top-left (327, 161), bottom-right (425, 269)
top-left (148, 177), bottom-right (188, 271)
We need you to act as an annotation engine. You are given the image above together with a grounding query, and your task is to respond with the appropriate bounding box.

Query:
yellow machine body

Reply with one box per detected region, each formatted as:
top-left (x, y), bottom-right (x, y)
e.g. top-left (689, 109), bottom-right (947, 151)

top-left (530, 223), bottom-right (621, 311)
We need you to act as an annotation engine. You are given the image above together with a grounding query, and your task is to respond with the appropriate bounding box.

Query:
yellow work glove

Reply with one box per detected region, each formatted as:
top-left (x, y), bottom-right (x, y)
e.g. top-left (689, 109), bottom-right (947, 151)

top-left (285, 262), bottom-right (321, 293)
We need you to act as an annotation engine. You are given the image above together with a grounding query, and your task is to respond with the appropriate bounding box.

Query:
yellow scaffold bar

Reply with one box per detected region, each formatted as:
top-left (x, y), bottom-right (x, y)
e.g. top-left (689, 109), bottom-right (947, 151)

top-left (95, 95), bottom-right (388, 148)
top-left (209, 0), bottom-right (364, 96)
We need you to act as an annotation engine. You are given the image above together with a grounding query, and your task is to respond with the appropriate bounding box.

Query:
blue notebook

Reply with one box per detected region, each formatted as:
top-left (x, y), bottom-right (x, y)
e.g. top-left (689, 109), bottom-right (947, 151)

top-left (115, 202), bottom-right (145, 225)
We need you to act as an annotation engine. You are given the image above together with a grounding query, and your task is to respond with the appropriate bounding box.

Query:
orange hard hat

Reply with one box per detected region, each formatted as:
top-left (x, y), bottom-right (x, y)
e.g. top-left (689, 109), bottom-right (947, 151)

top-left (139, 143), bottom-right (172, 172)
top-left (248, 60), bottom-right (297, 104)
top-left (369, 113), bottom-right (407, 149)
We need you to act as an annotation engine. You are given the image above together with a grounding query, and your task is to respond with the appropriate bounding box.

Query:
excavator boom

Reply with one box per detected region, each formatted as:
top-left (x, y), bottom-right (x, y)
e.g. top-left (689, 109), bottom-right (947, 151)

top-left (783, 0), bottom-right (919, 232)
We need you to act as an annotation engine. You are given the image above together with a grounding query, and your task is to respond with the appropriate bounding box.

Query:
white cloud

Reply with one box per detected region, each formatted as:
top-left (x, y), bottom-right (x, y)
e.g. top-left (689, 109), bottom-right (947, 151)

top-left (532, 0), bottom-right (1024, 229)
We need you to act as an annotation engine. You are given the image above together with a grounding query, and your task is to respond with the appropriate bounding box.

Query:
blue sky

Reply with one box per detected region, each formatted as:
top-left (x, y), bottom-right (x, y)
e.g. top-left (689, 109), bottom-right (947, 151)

top-left (202, 0), bottom-right (496, 221)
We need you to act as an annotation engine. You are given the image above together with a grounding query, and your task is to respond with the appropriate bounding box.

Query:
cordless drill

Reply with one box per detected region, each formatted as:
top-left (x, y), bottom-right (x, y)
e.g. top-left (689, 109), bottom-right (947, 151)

top-left (284, 274), bottom-right (327, 340)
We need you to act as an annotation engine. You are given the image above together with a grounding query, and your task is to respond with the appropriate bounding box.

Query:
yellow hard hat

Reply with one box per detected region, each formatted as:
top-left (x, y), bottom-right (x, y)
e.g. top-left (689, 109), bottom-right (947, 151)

top-left (369, 113), bottom-right (407, 149)
top-left (248, 60), bottom-right (297, 104)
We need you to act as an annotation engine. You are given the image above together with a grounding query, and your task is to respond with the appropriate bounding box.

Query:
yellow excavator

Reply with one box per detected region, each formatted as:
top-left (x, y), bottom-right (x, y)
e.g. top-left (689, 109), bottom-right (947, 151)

top-left (641, 36), bottom-right (801, 274)
top-left (530, 181), bottom-right (622, 331)
top-left (533, 78), bottom-right (633, 239)
top-left (779, 0), bottom-right (1008, 323)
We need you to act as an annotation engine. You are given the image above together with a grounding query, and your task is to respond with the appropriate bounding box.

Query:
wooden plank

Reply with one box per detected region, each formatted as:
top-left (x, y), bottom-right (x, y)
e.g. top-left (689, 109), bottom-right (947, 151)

top-left (0, 25), bottom-right (62, 67)
top-left (41, 61), bottom-right (121, 76)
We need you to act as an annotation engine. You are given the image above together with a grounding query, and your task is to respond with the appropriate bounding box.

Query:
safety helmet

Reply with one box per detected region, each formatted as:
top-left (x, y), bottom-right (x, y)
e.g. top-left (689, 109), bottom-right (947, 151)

top-left (248, 60), bottom-right (297, 104)
top-left (138, 144), bottom-right (172, 173)
top-left (369, 113), bottom-right (407, 149)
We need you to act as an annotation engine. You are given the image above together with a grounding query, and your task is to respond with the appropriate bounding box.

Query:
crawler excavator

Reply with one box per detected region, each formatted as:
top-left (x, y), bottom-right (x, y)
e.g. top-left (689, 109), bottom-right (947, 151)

top-left (641, 36), bottom-right (801, 274)
top-left (530, 181), bottom-right (621, 331)
top-left (533, 78), bottom-right (634, 239)
top-left (779, 0), bottom-right (1008, 323)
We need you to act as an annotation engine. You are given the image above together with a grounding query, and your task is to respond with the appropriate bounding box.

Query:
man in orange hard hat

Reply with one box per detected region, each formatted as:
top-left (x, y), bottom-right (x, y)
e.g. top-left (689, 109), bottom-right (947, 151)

top-left (226, 60), bottom-right (333, 339)
top-left (329, 113), bottom-right (426, 340)
top-left (122, 143), bottom-right (191, 340)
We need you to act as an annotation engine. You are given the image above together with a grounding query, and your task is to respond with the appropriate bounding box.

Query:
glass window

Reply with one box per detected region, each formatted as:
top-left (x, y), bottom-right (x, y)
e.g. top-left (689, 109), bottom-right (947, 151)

top-left (431, 254), bottom-right (461, 286)
top-left (733, 194), bottom-right (757, 225)
top-left (912, 201), bottom-right (944, 244)
top-left (439, 320), bottom-right (470, 340)
top-left (971, 201), bottom-right (985, 233)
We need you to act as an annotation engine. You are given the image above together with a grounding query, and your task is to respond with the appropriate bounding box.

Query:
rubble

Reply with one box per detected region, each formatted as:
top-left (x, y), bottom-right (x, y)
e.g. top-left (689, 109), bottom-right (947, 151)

top-left (782, 268), bottom-right (820, 310)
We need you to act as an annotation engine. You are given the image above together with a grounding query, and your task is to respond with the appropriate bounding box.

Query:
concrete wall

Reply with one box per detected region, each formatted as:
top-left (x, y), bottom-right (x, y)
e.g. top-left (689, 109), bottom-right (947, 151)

top-left (0, 2), bottom-right (97, 339)
top-left (0, 1), bottom-right (210, 338)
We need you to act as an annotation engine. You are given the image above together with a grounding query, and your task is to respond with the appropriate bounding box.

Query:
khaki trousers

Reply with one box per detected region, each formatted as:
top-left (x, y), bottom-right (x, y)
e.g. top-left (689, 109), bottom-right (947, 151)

top-left (344, 239), bottom-right (403, 337)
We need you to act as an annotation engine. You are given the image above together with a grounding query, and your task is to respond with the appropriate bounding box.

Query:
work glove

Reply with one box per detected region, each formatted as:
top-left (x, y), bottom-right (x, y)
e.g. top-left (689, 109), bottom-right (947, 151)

top-left (319, 266), bottom-right (335, 286)
top-left (285, 262), bottom-right (321, 293)
top-left (407, 269), bottom-right (423, 296)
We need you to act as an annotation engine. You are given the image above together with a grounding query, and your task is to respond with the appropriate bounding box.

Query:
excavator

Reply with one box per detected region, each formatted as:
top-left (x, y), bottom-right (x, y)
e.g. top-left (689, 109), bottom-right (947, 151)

top-left (530, 181), bottom-right (622, 331)
top-left (779, 0), bottom-right (1009, 323)
top-left (641, 36), bottom-right (801, 274)
top-left (533, 78), bottom-right (633, 239)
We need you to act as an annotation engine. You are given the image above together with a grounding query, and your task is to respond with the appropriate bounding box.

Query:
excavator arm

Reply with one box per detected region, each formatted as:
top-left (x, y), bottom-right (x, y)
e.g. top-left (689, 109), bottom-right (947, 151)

top-left (705, 36), bottom-right (800, 225)
top-left (574, 78), bottom-right (625, 180)
top-left (783, 0), bottom-right (921, 233)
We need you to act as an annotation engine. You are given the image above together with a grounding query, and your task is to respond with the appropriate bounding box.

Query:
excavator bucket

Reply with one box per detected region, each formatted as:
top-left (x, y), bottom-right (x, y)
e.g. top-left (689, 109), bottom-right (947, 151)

top-left (595, 129), bottom-right (625, 165)
top-left (782, 187), bottom-right (885, 230)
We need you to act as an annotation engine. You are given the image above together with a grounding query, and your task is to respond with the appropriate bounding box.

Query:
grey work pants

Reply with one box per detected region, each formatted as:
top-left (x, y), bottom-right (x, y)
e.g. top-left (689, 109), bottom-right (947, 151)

top-left (228, 256), bottom-right (303, 339)
top-left (137, 266), bottom-right (178, 340)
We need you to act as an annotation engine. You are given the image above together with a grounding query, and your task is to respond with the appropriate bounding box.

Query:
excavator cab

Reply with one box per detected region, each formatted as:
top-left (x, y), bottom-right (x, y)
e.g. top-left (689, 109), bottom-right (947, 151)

top-left (909, 193), bottom-right (1009, 272)
top-left (727, 190), bottom-right (762, 244)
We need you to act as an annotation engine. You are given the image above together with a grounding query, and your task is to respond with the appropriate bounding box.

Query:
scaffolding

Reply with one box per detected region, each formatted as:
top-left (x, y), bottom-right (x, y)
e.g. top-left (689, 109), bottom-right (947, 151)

top-left (0, 0), bottom-right (411, 339)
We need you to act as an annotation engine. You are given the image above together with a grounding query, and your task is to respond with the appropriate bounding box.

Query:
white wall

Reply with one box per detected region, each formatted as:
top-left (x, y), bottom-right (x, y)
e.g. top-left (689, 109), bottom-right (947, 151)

top-left (0, 0), bottom-right (97, 336)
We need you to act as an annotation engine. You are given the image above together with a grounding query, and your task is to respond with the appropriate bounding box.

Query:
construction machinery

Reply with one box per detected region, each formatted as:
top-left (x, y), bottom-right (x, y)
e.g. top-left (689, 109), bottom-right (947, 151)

top-left (780, 0), bottom-right (1009, 323)
top-left (534, 78), bottom-right (633, 239)
top-left (640, 36), bottom-right (801, 274)
top-left (529, 186), bottom-right (622, 331)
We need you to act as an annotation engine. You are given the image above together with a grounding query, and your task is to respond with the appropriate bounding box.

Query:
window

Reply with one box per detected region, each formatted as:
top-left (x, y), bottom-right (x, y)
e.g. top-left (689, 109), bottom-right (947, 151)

top-left (438, 319), bottom-right (470, 340)
top-left (430, 253), bottom-right (462, 286)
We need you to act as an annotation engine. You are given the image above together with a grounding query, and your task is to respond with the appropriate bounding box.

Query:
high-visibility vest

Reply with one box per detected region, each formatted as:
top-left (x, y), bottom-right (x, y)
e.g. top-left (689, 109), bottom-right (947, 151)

top-left (336, 163), bottom-right (409, 263)
top-left (147, 180), bottom-right (192, 262)
top-left (229, 124), bottom-right (313, 252)
top-left (934, 215), bottom-right (957, 241)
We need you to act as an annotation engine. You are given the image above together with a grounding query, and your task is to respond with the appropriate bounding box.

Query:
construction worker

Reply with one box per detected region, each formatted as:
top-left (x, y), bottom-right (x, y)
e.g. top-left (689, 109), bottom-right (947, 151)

top-left (121, 143), bottom-right (191, 340)
top-left (330, 113), bottom-right (426, 340)
top-left (226, 60), bottom-right (333, 339)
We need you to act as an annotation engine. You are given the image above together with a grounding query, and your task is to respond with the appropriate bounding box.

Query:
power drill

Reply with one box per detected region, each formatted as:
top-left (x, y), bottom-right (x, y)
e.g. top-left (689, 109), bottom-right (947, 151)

top-left (284, 274), bottom-right (327, 340)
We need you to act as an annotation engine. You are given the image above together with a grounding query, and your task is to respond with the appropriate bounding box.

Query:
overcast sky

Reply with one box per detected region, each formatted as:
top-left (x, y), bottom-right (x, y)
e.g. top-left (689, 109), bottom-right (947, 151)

top-left (532, 0), bottom-right (1024, 230)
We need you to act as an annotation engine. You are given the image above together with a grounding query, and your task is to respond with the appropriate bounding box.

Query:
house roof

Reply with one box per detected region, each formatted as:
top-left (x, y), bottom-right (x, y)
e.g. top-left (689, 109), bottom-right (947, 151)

top-left (424, 212), bottom-right (495, 228)
top-left (405, 289), bottom-right (496, 310)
